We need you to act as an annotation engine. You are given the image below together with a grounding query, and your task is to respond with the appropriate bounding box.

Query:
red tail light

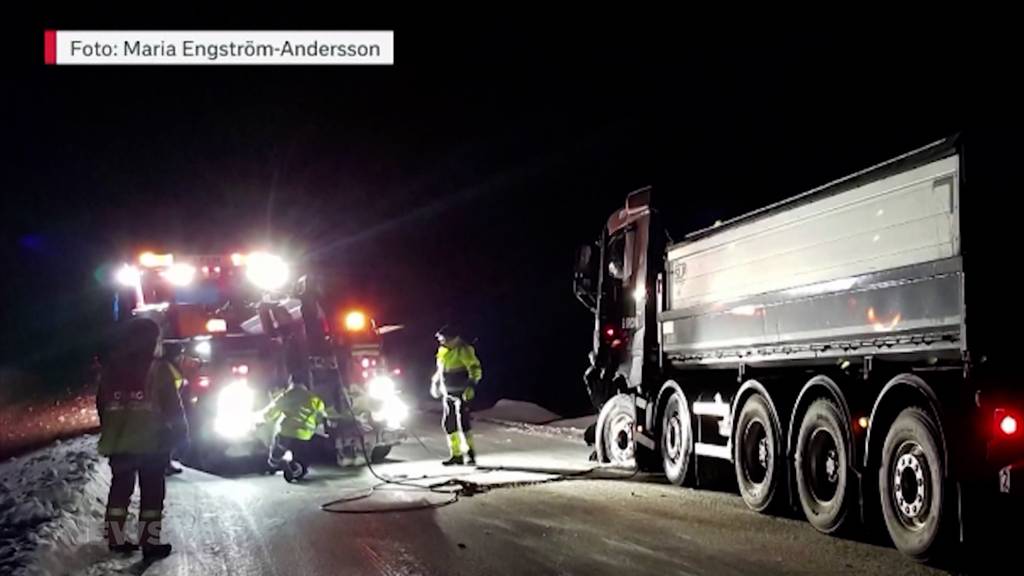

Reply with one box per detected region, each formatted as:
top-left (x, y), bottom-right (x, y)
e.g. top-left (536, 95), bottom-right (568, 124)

top-left (232, 364), bottom-right (249, 376)
top-left (995, 409), bottom-right (1019, 437)
top-left (198, 376), bottom-right (211, 388)
top-left (1000, 415), bottom-right (1019, 436)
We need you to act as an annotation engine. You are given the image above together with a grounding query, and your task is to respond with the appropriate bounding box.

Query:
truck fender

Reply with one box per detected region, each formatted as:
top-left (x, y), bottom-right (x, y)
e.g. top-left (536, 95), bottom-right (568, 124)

top-left (652, 380), bottom-right (688, 433)
top-left (864, 374), bottom-right (948, 476)
top-left (731, 380), bottom-right (783, 454)
top-left (787, 375), bottom-right (855, 467)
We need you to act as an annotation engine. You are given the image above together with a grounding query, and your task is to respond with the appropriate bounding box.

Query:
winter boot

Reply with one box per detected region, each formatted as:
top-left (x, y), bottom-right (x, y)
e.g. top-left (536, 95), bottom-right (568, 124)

top-left (443, 432), bottom-right (464, 465)
top-left (464, 433), bottom-right (477, 465)
top-left (105, 507), bottom-right (138, 553)
top-left (139, 510), bottom-right (172, 560)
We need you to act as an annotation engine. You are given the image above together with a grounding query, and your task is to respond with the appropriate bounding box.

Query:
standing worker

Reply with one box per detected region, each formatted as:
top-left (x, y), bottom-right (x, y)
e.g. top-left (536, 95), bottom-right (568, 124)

top-left (431, 324), bottom-right (482, 466)
top-left (161, 342), bottom-right (187, 476)
top-left (97, 318), bottom-right (188, 559)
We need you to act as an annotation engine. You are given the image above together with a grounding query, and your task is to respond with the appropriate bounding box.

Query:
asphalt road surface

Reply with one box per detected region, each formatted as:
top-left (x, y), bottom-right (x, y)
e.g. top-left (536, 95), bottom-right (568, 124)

top-left (76, 413), bottom-right (958, 576)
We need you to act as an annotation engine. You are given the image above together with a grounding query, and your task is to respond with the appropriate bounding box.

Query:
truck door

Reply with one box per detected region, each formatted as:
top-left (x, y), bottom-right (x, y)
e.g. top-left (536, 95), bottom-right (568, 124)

top-left (593, 188), bottom-right (663, 393)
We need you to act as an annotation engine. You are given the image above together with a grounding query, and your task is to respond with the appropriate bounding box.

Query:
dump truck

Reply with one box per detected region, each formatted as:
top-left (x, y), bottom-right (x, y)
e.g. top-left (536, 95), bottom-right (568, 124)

top-left (573, 134), bottom-right (1023, 561)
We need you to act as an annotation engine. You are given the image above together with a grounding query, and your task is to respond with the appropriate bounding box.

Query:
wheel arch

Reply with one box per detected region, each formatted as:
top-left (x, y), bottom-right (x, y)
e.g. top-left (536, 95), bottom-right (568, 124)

top-left (787, 375), bottom-right (856, 468)
top-left (864, 373), bottom-right (949, 476)
top-left (653, 379), bottom-right (689, 433)
top-left (731, 379), bottom-right (784, 455)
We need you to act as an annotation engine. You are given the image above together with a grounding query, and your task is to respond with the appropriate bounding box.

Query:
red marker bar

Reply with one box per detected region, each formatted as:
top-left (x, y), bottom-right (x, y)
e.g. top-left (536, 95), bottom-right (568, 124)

top-left (44, 30), bottom-right (57, 64)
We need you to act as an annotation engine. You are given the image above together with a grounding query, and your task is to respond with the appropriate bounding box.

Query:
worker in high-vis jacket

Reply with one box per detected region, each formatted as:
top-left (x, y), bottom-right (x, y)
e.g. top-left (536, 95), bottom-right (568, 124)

top-left (261, 375), bottom-right (328, 471)
top-left (431, 324), bottom-right (483, 465)
top-left (97, 318), bottom-right (188, 559)
top-left (161, 342), bottom-right (187, 476)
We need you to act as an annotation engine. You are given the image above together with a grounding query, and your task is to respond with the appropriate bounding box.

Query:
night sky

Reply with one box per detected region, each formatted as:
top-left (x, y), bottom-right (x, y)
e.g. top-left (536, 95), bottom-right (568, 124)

top-left (3, 14), bottom-right (1018, 413)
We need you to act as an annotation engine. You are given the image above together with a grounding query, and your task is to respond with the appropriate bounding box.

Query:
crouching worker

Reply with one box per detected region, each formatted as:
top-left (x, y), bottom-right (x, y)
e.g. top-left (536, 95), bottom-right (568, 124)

top-left (97, 318), bottom-right (188, 559)
top-left (261, 376), bottom-right (328, 481)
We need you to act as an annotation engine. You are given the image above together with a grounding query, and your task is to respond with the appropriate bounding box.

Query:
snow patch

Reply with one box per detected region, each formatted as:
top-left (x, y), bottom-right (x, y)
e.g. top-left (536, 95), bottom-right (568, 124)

top-left (476, 400), bottom-right (561, 424)
top-left (0, 435), bottom-right (111, 576)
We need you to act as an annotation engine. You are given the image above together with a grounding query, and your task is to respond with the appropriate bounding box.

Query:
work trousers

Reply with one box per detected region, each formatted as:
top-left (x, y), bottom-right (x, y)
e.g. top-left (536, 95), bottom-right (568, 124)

top-left (105, 453), bottom-right (167, 547)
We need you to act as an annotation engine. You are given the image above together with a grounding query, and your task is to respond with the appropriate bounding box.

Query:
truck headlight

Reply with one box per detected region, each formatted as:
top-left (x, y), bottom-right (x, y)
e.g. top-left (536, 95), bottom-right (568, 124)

top-left (372, 395), bottom-right (409, 430)
top-left (115, 264), bottom-right (140, 287)
top-left (245, 252), bottom-right (289, 291)
top-left (194, 339), bottom-right (212, 358)
top-left (368, 376), bottom-right (396, 400)
top-left (214, 379), bottom-right (256, 439)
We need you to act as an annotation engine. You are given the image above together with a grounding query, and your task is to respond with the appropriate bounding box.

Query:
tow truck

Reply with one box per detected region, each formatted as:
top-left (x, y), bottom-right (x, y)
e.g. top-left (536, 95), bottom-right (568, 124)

top-left (111, 250), bottom-right (408, 470)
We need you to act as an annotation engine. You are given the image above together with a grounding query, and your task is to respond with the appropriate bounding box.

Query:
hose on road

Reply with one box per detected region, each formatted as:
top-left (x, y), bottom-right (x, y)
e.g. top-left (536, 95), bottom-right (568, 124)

top-left (320, 406), bottom-right (639, 515)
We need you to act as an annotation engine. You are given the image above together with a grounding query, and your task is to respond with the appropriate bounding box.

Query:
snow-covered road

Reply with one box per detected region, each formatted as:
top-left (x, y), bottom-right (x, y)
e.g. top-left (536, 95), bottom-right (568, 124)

top-left (4, 408), bottom-right (953, 576)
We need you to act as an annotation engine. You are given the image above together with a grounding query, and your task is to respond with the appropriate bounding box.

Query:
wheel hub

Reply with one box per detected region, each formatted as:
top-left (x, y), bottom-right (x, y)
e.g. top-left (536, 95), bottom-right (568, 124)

top-left (608, 413), bottom-right (635, 463)
top-left (666, 416), bottom-right (681, 461)
top-left (741, 420), bottom-right (769, 485)
top-left (894, 450), bottom-right (928, 520)
top-left (825, 449), bottom-right (838, 484)
top-left (758, 437), bottom-right (769, 469)
top-left (806, 428), bottom-right (840, 503)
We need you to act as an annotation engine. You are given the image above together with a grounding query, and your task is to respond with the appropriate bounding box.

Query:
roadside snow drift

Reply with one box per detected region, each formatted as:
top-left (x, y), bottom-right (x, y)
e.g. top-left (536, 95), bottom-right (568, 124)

top-left (0, 435), bottom-right (110, 576)
top-left (476, 400), bottom-right (561, 424)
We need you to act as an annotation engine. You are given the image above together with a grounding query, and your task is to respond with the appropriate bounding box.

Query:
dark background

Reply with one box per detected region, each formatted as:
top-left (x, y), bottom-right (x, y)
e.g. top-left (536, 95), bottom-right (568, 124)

top-left (2, 14), bottom-right (1019, 413)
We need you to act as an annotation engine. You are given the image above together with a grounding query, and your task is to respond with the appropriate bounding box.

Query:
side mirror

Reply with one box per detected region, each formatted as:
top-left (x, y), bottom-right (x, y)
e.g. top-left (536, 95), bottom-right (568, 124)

top-left (574, 245), bottom-right (593, 275)
top-left (573, 244), bottom-right (597, 313)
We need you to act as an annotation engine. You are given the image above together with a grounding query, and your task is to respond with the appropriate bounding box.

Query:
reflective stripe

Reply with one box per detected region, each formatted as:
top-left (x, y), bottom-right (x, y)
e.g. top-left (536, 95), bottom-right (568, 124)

top-left (139, 509), bottom-right (163, 520)
top-left (105, 507), bottom-right (128, 518)
top-left (447, 432), bottom-right (463, 457)
top-left (169, 364), bottom-right (184, 390)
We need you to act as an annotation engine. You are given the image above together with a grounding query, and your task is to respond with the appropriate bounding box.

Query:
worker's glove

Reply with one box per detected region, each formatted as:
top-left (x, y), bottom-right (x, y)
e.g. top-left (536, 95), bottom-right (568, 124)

top-left (462, 386), bottom-right (476, 402)
top-left (430, 381), bottom-right (441, 400)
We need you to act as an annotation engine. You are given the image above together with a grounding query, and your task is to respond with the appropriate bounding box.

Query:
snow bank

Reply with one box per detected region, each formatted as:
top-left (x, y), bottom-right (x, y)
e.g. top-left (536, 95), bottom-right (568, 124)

top-left (0, 435), bottom-right (111, 576)
top-left (419, 398), bottom-right (594, 439)
top-left (476, 400), bottom-right (561, 424)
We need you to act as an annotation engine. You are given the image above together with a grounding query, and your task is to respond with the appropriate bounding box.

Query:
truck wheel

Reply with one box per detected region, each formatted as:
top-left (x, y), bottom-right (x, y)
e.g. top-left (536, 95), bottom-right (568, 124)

top-left (599, 394), bottom-right (636, 466)
top-left (370, 445), bottom-right (392, 464)
top-left (795, 398), bottom-right (851, 534)
top-left (879, 407), bottom-right (947, 562)
top-left (734, 394), bottom-right (780, 512)
top-left (661, 391), bottom-right (692, 486)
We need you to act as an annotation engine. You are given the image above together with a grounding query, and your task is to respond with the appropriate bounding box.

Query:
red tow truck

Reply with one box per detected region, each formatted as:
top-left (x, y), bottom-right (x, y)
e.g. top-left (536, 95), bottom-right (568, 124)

top-left (110, 250), bottom-right (408, 469)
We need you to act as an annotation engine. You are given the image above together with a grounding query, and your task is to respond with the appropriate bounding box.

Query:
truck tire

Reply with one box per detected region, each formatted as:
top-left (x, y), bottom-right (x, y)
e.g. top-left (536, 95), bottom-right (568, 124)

top-left (734, 394), bottom-right (780, 512)
top-left (599, 394), bottom-right (636, 466)
top-left (795, 398), bottom-right (851, 534)
top-left (879, 407), bottom-right (948, 562)
top-left (661, 391), bottom-right (693, 486)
